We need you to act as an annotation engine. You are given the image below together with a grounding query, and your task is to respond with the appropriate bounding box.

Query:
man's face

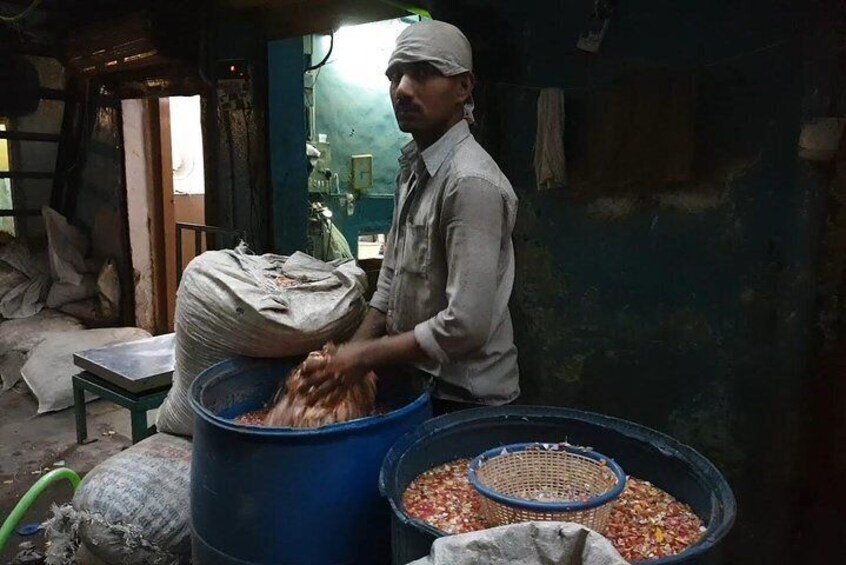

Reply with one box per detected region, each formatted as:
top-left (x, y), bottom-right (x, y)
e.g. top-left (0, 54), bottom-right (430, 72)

top-left (387, 62), bottom-right (472, 138)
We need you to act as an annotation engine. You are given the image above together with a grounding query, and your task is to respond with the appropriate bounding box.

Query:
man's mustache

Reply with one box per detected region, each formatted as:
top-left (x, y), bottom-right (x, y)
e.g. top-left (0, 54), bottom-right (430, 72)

top-left (394, 101), bottom-right (422, 113)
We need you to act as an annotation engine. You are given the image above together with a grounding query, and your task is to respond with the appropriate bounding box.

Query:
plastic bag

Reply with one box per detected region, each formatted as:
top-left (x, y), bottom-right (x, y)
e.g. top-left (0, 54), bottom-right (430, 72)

top-left (60, 298), bottom-right (118, 328)
top-left (0, 261), bottom-right (28, 302)
top-left (0, 309), bottom-right (85, 353)
top-left (45, 433), bottom-right (192, 565)
top-left (0, 274), bottom-right (50, 319)
top-left (155, 246), bottom-right (367, 436)
top-left (21, 327), bottom-right (151, 413)
top-left (0, 240), bottom-right (47, 280)
top-left (408, 522), bottom-right (627, 565)
top-left (46, 274), bottom-right (98, 308)
top-left (97, 259), bottom-right (120, 319)
top-left (43, 206), bottom-right (90, 286)
top-left (0, 241), bottom-right (52, 319)
top-left (0, 350), bottom-right (26, 391)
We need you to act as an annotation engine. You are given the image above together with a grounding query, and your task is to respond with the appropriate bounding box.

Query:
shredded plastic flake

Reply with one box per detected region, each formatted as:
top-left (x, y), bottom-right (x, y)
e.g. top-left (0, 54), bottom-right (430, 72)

top-left (402, 459), bottom-right (705, 561)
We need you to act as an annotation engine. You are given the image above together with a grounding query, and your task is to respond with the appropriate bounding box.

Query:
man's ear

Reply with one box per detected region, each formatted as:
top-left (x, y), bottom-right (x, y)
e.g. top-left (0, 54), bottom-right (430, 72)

top-left (456, 72), bottom-right (475, 104)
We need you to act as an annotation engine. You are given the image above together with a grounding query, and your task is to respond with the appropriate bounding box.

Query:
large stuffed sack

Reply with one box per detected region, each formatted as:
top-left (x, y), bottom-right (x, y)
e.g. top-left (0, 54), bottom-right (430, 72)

top-left (0, 309), bottom-right (84, 390)
top-left (21, 327), bottom-right (151, 413)
top-left (155, 246), bottom-right (367, 436)
top-left (0, 240), bottom-right (52, 319)
top-left (0, 260), bottom-right (28, 303)
top-left (45, 433), bottom-right (192, 565)
top-left (408, 521), bottom-right (627, 565)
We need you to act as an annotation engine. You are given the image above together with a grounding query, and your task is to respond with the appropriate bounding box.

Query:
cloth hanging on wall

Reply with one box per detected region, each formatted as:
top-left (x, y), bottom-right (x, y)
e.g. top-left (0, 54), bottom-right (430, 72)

top-left (533, 88), bottom-right (568, 190)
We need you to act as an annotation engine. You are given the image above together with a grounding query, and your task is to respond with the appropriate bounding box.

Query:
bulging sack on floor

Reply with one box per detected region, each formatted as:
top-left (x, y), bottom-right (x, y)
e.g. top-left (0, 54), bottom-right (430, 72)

top-left (0, 261), bottom-right (28, 302)
top-left (21, 327), bottom-right (151, 413)
top-left (0, 309), bottom-right (84, 391)
top-left (408, 522), bottom-right (627, 565)
top-left (45, 433), bottom-right (192, 565)
top-left (155, 246), bottom-right (367, 436)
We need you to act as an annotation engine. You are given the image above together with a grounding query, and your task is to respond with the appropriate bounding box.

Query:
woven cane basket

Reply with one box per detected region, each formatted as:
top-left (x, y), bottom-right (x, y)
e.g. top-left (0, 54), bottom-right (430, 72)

top-left (467, 443), bottom-right (626, 534)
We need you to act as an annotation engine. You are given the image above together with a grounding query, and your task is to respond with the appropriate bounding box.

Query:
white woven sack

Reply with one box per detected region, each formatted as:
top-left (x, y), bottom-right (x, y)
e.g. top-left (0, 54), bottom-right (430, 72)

top-left (155, 246), bottom-right (367, 436)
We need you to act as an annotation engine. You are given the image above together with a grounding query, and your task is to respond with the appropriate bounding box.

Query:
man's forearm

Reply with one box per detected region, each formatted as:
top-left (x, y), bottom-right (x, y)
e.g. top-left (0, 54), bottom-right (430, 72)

top-left (302, 330), bottom-right (429, 396)
top-left (359, 331), bottom-right (429, 368)
top-left (351, 307), bottom-right (388, 342)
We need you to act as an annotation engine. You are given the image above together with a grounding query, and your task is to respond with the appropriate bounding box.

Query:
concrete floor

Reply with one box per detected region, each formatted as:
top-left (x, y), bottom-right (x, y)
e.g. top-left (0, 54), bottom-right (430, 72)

top-left (0, 384), bottom-right (156, 563)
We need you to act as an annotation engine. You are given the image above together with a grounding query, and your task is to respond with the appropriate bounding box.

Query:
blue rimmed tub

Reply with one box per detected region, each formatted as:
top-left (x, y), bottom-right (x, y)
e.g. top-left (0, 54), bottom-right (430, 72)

top-left (189, 357), bottom-right (432, 564)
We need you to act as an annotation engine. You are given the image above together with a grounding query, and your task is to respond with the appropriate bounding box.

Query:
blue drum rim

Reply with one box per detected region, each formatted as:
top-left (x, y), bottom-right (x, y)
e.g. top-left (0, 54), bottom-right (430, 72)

top-left (379, 406), bottom-right (737, 565)
top-left (188, 356), bottom-right (432, 438)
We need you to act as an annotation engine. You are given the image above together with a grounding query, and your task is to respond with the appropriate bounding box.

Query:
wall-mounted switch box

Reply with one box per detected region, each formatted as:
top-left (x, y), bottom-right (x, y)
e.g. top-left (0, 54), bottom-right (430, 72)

top-left (351, 154), bottom-right (373, 191)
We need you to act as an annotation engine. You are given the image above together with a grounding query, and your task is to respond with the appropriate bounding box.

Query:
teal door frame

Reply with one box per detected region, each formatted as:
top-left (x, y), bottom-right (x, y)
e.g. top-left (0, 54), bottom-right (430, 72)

top-left (268, 39), bottom-right (309, 254)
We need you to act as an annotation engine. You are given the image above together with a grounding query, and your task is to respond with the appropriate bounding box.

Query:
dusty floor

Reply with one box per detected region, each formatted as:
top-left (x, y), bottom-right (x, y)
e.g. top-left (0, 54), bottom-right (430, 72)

top-left (0, 384), bottom-right (156, 563)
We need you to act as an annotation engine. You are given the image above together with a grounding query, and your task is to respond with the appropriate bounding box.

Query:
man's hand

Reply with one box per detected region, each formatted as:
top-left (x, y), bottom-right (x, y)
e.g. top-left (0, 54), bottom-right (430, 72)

top-left (300, 332), bottom-right (429, 402)
top-left (300, 342), bottom-right (371, 401)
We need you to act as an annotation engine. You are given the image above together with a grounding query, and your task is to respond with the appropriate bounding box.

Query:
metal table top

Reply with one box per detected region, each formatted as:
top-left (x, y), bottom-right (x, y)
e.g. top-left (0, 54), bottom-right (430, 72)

top-left (73, 333), bottom-right (175, 394)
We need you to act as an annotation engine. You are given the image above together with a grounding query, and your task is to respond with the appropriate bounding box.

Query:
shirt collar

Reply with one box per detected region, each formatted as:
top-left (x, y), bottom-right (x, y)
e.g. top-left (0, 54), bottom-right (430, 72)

top-left (398, 120), bottom-right (471, 176)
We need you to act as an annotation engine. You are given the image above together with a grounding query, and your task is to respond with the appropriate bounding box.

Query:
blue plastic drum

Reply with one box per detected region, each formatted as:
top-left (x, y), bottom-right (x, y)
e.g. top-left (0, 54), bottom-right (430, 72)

top-left (380, 406), bottom-right (736, 565)
top-left (189, 357), bottom-right (431, 564)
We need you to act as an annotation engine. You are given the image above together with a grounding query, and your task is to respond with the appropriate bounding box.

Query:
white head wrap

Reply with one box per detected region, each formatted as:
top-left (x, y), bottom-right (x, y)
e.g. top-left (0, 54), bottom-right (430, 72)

top-left (386, 20), bottom-right (475, 124)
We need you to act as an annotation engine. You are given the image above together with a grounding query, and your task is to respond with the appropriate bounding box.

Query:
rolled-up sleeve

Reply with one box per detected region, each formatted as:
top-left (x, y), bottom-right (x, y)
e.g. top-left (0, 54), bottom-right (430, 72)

top-left (414, 176), bottom-right (504, 363)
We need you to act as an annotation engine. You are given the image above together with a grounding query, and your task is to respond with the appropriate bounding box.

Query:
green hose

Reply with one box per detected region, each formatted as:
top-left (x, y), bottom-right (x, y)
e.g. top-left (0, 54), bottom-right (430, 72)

top-left (0, 468), bottom-right (80, 553)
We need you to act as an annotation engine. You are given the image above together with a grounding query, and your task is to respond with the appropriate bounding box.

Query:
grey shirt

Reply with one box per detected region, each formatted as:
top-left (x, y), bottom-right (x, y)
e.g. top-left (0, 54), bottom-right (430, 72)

top-left (370, 120), bottom-right (519, 404)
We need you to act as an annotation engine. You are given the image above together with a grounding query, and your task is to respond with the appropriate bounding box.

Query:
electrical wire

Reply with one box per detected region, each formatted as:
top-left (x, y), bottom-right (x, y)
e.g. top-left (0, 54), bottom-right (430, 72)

top-left (0, 0), bottom-right (41, 23)
top-left (305, 32), bottom-right (334, 72)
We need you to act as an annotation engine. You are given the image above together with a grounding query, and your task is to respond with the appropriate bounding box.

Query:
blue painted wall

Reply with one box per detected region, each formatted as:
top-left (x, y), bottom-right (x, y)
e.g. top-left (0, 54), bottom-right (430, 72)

top-left (430, 0), bottom-right (823, 562)
top-left (307, 20), bottom-right (413, 250)
top-left (325, 193), bottom-right (394, 253)
top-left (311, 20), bottom-right (412, 196)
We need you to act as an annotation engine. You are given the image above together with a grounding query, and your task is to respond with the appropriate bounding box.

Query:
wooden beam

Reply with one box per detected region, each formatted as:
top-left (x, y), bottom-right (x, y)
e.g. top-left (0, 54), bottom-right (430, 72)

top-left (137, 98), bottom-right (177, 335)
top-left (156, 98), bottom-right (178, 332)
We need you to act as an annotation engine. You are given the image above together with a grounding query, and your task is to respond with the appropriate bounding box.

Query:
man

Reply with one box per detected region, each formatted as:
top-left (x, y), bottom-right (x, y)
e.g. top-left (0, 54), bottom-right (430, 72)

top-left (302, 20), bottom-right (519, 414)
